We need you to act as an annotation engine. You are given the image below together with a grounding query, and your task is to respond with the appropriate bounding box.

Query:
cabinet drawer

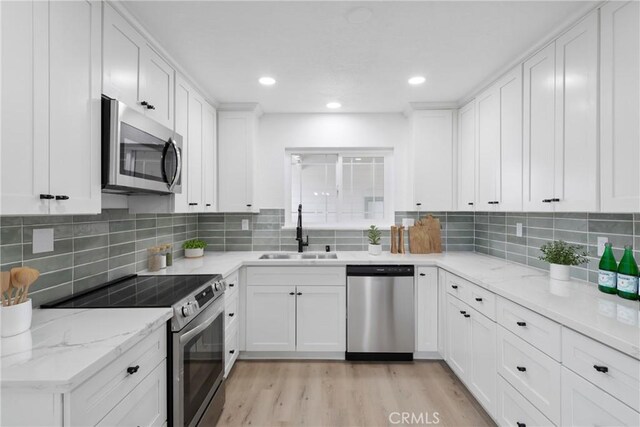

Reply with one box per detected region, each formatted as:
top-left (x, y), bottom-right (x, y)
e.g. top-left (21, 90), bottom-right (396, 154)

top-left (225, 323), bottom-right (239, 377)
top-left (70, 326), bottom-right (167, 426)
top-left (561, 367), bottom-right (640, 427)
top-left (225, 291), bottom-right (239, 331)
top-left (497, 297), bottom-right (561, 361)
top-left (466, 281), bottom-right (496, 321)
top-left (225, 269), bottom-right (240, 299)
top-left (246, 267), bottom-right (345, 286)
top-left (497, 326), bottom-right (561, 424)
top-left (496, 375), bottom-right (554, 427)
top-left (97, 360), bottom-right (167, 427)
top-left (562, 327), bottom-right (640, 412)
top-left (445, 273), bottom-right (472, 302)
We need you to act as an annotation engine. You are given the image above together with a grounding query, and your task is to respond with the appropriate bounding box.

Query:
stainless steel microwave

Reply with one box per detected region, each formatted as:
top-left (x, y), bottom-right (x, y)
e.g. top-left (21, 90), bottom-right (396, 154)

top-left (102, 95), bottom-right (182, 194)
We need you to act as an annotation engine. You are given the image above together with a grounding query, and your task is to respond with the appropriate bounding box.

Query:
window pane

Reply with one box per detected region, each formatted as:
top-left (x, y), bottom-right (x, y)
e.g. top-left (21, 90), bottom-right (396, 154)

top-left (342, 156), bottom-right (384, 222)
top-left (291, 154), bottom-right (338, 224)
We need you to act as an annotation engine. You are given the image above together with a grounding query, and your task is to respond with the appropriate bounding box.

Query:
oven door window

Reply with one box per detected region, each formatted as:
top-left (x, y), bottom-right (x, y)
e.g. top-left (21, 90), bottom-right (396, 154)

top-left (120, 122), bottom-right (171, 183)
top-left (183, 312), bottom-right (224, 425)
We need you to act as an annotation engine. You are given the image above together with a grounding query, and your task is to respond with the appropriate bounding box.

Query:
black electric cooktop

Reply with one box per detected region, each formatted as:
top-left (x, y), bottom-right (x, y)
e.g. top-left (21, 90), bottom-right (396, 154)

top-left (42, 274), bottom-right (220, 309)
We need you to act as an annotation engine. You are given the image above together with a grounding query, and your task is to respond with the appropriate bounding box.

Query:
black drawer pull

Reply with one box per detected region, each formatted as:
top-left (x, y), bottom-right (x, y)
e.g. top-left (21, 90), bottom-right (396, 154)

top-left (289, 292), bottom-right (295, 295)
top-left (460, 310), bottom-right (466, 315)
top-left (451, 285), bottom-right (458, 289)
top-left (229, 349), bottom-right (235, 354)
top-left (551, 198), bottom-right (560, 202)
top-left (228, 313), bottom-right (235, 317)
top-left (40, 194), bottom-right (54, 200)
top-left (127, 365), bottom-right (140, 375)
top-left (246, 204), bottom-right (252, 207)
top-left (206, 203), bottom-right (211, 207)
top-left (297, 292), bottom-right (302, 296)
top-left (416, 203), bottom-right (422, 206)
top-left (516, 366), bottom-right (527, 372)
top-left (542, 199), bottom-right (552, 203)
top-left (55, 195), bottom-right (69, 200)
top-left (147, 104), bottom-right (155, 110)
top-left (419, 273), bottom-right (426, 277)
top-left (140, 101), bottom-right (149, 107)
top-left (189, 202), bottom-right (198, 206)
top-left (475, 297), bottom-right (483, 302)
top-left (517, 422), bottom-right (526, 427)
top-left (516, 321), bottom-right (527, 327)
top-left (468, 202), bottom-right (474, 206)
top-left (229, 283), bottom-right (235, 288)
top-left (593, 365), bottom-right (608, 373)
top-left (463, 314), bottom-right (470, 318)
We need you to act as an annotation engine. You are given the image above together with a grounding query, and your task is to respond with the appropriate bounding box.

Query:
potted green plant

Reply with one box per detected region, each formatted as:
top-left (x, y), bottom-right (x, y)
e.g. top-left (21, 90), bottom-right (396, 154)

top-left (539, 240), bottom-right (588, 281)
top-left (368, 225), bottom-right (382, 256)
top-left (183, 239), bottom-right (207, 258)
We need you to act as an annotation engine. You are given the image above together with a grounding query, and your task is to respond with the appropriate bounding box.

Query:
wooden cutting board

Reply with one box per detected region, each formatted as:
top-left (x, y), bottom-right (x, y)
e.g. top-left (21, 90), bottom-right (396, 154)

top-left (409, 215), bottom-right (442, 254)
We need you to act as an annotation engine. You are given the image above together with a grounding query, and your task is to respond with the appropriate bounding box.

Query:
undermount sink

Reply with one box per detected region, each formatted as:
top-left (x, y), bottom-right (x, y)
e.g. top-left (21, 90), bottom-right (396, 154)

top-left (259, 253), bottom-right (338, 260)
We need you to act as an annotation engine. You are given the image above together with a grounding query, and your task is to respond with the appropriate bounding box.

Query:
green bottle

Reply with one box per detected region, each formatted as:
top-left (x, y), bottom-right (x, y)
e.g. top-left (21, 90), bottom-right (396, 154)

top-left (598, 243), bottom-right (618, 294)
top-left (616, 246), bottom-right (639, 300)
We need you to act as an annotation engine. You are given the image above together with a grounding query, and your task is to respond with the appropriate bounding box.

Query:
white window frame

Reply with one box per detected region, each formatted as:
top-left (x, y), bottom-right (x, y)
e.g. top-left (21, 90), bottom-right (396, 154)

top-left (284, 148), bottom-right (394, 229)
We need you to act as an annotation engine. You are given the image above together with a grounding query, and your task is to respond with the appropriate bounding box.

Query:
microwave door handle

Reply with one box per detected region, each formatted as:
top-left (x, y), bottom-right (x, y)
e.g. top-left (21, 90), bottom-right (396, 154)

top-left (163, 138), bottom-right (181, 191)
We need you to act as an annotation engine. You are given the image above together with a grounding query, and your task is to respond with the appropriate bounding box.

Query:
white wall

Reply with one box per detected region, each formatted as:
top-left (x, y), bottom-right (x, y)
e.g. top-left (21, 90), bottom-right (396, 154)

top-left (255, 113), bottom-right (411, 210)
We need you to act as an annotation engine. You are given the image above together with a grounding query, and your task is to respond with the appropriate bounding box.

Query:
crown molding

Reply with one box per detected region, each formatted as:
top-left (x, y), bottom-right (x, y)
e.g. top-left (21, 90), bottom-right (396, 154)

top-left (217, 102), bottom-right (264, 117)
top-left (403, 102), bottom-right (459, 117)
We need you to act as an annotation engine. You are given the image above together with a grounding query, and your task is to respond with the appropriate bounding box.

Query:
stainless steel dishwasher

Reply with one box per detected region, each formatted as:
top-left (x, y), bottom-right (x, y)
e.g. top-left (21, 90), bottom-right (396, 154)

top-left (346, 265), bottom-right (415, 361)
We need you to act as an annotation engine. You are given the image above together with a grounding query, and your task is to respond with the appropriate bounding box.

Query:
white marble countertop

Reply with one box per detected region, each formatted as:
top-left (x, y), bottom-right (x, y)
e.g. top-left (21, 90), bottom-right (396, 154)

top-left (0, 308), bottom-right (172, 392)
top-left (142, 251), bottom-right (640, 359)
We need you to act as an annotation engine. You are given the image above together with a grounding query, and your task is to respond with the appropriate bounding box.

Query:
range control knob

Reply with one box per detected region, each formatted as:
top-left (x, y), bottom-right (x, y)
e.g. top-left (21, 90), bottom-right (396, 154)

top-left (181, 302), bottom-right (195, 318)
top-left (213, 282), bottom-right (221, 291)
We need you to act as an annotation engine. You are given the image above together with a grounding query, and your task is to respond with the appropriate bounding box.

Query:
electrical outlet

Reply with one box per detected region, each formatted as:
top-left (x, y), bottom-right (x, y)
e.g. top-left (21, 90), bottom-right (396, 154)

top-left (33, 228), bottom-right (54, 254)
top-left (516, 223), bottom-right (523, 237)
top-left (402, 218), bottom-right (415, 227)
top-left (242, 219), bottom-right (249, 231)
top-left (597, 236), bottom-right (609, 256)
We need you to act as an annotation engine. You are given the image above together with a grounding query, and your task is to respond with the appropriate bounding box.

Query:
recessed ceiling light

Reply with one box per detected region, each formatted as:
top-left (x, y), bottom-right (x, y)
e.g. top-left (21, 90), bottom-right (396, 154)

top-left (408, 76), bottom-right (426, 85)
top-left (326, 102), bottom-right (342, 109)
top-left (259, 76), bottom-right (276, 86)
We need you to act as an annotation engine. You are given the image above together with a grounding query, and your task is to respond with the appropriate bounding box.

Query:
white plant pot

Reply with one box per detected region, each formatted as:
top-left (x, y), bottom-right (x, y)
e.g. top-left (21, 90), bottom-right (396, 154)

top-left (185, 248), bottom-right (204, 258)
top-left (549, 263), bottom-right (571, 281)
top-left (368, 244), bottom-right (382, 256)
top-left (1, 299), bottom-right (33, 338)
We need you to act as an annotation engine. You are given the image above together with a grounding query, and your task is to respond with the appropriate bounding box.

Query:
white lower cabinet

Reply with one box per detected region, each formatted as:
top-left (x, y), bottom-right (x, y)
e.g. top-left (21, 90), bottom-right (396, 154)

top-left (496, 375), bottom-right (554, 427)
top-left (416, 267), bottom-right (438, 352)
top-left (246, 284), bottom-right (346, 353)
top-left (445, 293), bottom-right (497, 418)
top-left (561, 367), bottom-right (640, 427)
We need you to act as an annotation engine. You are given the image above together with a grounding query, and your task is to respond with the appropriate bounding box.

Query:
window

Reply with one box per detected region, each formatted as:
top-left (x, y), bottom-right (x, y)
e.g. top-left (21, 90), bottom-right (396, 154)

top-left (287, 150), bottom-right (393, 227)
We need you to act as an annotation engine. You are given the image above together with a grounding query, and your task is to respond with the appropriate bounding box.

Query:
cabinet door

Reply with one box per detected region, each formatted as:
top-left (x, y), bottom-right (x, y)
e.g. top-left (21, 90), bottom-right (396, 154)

top-left (296, 286), bottom-right (346, 352)
top-left (172, 76), bottom-right (191, 213)
top-left (561, 367), bottom-right (640, 427)
top-left (218, 111), bottom-right (256, 212)
top-left (141, 46), bottom-right (174, 129)
top-left (412, 110), bottom-right (454, 211)
top-left (468, 309), bottom-right (497, 416)
top-left (554, 13), bottom-right (599, 211)
top-left (416, 268), bottom-right (438, 352)
top-left (476, 87), bottom-right (500, 209)
top-left (600, 1), bottom-right (640, 212)
top-left (48, 0), bottom-right (101, 215)
top-left (246, 286), bottom-right (296, 351)
top-left (187, 92), bottom-right (204, 210)
top-left (523, 43), bottom-right (556, 211)
top-left (0, 0), bottom-right (50, 214)
top-left (102, 3), bottom-right (144, 111)
top-left (498, 66), bottom-right (523, 212)
top-left (202, 104), bottom-right (217, 212)
top-left (446, 294), bottom-right (470, 379)
top-left (457, 101), bottom-right (476, 210)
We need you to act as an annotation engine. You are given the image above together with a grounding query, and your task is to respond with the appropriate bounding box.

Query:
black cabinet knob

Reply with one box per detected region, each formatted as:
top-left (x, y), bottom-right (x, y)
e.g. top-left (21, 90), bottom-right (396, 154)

top-left (542, 199), bottom-right (552, 203)
top-left (289, 292), bottom-right (295, 295)
top-left (517, 422), bottom-right (526, 427)
top-left (419, 273), bottom-right (426, 277)
top-left (463, 314), bottom-right (470, 318)
top-left (551, 198), bottom-right (560, 202)
top-left (459, 310), bottom-right (467, 315)
top-left (475, 297), bottom-right (483, 302)
top-left (516, 321), bottom-right (527, 327)
top-left (127, 365), bottom-right (140, 375)
top-left (40, 194), bottom-right (54, 200)
top-left (228, 313), bottom-right (235, 317)
top-left (229, 283), bottom-right (235, 288)
top-left (206, 203), bottom-right (211, 207)
top-left (451, 285), bottom-right (458, 289)
top-left (55, 195), bottom-right (69, 200)
top-left (297, 292), bottom-right (302, 296)
top-left (593, 365), bottom-right (609, 373)
top-left (229, 349), bottom-right (235, 354)
top-left (416, 203), bottom-right (422, 206)
top-left (246, 204), bottom-right (252, 207)
top-left (140, 101), bottom-right (149, 107)
top-left (147, 104), bottom-right (155, 110)
top-left (189, 202), bottom-right (198, 206)
top-left (468, 202), bottom-right (474, 206)
top-left (516, 366), bottom-right (527, 372)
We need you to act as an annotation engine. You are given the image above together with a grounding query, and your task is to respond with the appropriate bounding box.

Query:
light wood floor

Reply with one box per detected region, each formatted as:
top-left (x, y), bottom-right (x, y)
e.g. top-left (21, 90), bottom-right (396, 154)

top-left (204, 360), bottom-right (495, 427)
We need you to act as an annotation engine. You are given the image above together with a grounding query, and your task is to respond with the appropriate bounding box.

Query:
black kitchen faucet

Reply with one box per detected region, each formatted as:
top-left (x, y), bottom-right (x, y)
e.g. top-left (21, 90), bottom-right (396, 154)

top-left (296, 204), bottom-right (309, 253)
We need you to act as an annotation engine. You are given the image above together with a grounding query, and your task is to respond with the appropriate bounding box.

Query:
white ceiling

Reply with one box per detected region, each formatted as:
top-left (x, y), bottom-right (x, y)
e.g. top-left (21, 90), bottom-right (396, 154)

top-left (124, 1), bottom-right (595, 113)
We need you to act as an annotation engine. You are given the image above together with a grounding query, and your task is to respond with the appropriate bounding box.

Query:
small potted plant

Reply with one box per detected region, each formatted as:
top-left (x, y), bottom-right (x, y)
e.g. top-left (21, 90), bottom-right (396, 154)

top-left (368, 225), bottom-right (382, 256)
top-left (539, 240), bottom-right (588, 281)
top-left (183, 239), bottom-right (207, 258)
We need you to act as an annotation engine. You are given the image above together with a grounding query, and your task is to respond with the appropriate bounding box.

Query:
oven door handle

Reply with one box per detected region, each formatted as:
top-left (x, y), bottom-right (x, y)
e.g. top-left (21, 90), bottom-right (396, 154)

top-left (179, 303), bottom-right (223, 345)
top-left (162, 138), bottom-right (181, 191)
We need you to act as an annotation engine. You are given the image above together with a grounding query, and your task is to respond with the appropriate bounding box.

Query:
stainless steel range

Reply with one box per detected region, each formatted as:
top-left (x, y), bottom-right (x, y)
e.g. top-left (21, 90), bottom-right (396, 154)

top-left (42, 274), bottom-right (227, 427)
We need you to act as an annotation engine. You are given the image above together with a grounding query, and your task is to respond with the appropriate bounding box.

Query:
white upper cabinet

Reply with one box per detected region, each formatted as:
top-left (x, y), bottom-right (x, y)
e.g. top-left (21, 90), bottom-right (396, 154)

top-left (188, 91), bottom-right (205, 210)
top-left (218, 110), bottom-right (258, 212)
top-left (103, 3), bottom-right (174, 129)
top-left (411, 110), bottom-right (455, 211)
top-left (457, 101), bottom-right (476, 210)
top-left (202, 104), bottom-right (218, 212)
top-left (523, 43), bottom-right (557, 211)
top-left (600, 1), bottom-right (640, 212)
top-left (553, 12), bottom-right (599, 212)
top-left (476, 86), bottom-right (501, 210)
top-left (524, 13), bottom-right (598, 212)
top-left (1, 0), bottom-right (101, 215)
